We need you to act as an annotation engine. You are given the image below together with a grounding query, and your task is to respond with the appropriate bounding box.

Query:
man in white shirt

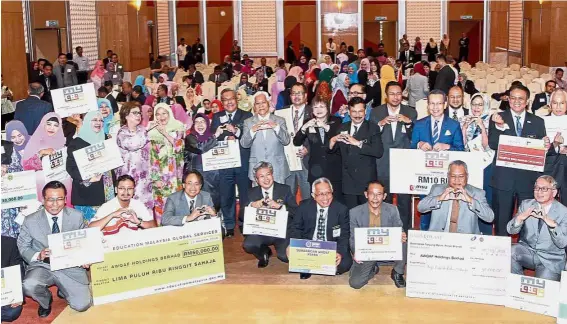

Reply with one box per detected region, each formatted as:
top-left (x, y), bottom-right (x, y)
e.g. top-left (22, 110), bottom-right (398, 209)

top-left (445, 86), bottom-right (469, 122)
top-left (89, 175), bottom-right (156, 234)
top-left (176, 38), bottom-right (188, 67)
top-left (73, 46), bottom-right (90, 84)
top-left (161, 171), bottom-right (217, 226)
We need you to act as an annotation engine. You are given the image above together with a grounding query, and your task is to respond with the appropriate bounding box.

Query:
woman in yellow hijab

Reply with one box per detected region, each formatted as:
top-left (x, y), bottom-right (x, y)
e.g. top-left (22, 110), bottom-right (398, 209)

top-left (379, 65), bottom-right (396, 104)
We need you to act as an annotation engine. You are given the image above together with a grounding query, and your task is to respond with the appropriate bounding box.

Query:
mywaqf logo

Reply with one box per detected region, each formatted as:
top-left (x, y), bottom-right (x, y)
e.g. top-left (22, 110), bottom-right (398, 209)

top-left (86, 142), bottom-right (105, 161)
top-left (425, 152), bottom-right (450, 169)
top-left (62, 230), bottom-right (87, 250)
top-left (211, 141), bottom-right (229, 156)
top-left (49, 150), bottom-right (64, 169)
top-left (367, 228), bottom-right (390, 245)
top-left (520, 276), bottom-right (545, 297)
top-left (255, 208), bottom-right (276, 224)
top-left (63, 86), bottom-right (85, 103)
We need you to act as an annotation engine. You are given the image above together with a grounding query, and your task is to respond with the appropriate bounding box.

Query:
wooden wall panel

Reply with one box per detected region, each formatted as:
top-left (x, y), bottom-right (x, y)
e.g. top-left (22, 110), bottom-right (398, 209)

top-left (363, 3), bottom-right (398, 22)
top-left (127, 4), bottom-right (151, 71)
top-left (549, 3), bottom-right (567, 66)
top-left (448, 2), bottom-right (484, 21)
top-left (524, 1), bottom-right (551, 67)
top-left (363, 3), bottom-right (398, 55)
top-left (284, 4), bottom-right (316, 59)
top-left (176, 7), bottom-right (200, 25)
top-left (31, 1), bottom-right (67, 29)
top-left (1, 5), bottom-right (28, 100)
top-left (489, 0), bottom-right (509, 53)
top-left (206, 5), bottom-right (233, 64)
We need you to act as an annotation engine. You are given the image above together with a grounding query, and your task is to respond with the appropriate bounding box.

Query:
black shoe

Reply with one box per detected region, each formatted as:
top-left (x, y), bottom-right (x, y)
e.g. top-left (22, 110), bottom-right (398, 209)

top-left (391, 269), bottom-right (406, 288)
top-left (226, 229), bottom-right (234, 237)
top-left (373, 263), bottom-right (380, 274)
top-left (257, 249), bottom-right (271, 268)
top-left (299, 273), bottom-right (312, 280)
top-left (57, 288), bottom-right (65, 299)
top-left (38, 295), bottom-right (53, 318)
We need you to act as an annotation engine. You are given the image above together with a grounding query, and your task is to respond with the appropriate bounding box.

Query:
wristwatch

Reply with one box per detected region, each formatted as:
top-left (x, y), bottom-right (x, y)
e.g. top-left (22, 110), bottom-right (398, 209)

top-left (137, 217), bottom-right (143, 227)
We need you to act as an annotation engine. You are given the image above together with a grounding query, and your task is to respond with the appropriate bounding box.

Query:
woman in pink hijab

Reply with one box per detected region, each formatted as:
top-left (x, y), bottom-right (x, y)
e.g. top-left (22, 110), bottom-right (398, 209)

top-left (90, 60), bottom-right (107, 90)
top-left (288, 66), bottom-right (304, 83)
top-left (22, 112), bottom-right (72, 206)
top-left (171, 103), bottom-right (192, 132)
top-left (271, 69), bottom-right (287, 106)
top-left (156, 73), bottom-right (177, 97)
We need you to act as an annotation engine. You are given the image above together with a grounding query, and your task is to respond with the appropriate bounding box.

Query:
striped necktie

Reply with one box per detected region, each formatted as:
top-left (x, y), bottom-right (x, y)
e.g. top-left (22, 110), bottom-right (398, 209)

top-left (432, 120), bottom-right (440, 144)
top-left (515, 116), bottom-right (522, 137)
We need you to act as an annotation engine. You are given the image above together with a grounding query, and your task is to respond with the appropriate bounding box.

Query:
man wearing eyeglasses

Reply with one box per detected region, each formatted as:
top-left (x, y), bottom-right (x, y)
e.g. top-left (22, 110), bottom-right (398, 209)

top-left (336, 83), bottom-right (374, 123)
top-left (489, 84), bottom-right (550, 236)
top-left (288, 177), bottom-right (352, 279)
top-left (349, 181), bottom-right (408, 289)
top-left (89, 175), bottom-right (156, 234)
top-left (17, 181), bottom-right (92, 317)
top-left (507, 175), bottom-right (567, 280)
top-left (275, 82), bottom-right (312, 201)
top-left (418, 160), bottom-right (494, 234)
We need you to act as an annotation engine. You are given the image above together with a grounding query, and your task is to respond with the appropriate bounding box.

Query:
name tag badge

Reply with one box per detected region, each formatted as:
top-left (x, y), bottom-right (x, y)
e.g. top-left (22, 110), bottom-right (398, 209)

top-left (118, 65), bottom-right (122, 69)
top-left (540, 98), bottom-right (545, 102)
top-left (1, 146), bottom-right (4, 154)
top-left (113, 74), bottom-right (118, 79)
top-left (401, 125), bottom-right (407, 134)
top-left (340, 131), bottom-right (348, 135)
top-left (333, 228), bottom-right (341, 238)
top-left (219, 115), bottom-right (228, 123)
top-left (67, 69), bottom-right (71, 73)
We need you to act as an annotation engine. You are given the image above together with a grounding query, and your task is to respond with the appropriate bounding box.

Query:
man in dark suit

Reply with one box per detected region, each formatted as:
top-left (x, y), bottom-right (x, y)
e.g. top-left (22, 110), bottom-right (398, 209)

top-left (489, 83), bottom-right (550, 236)
top-left (132, 85), bottom-right (146, 106)
top-left (211, 89), bottom-right (253, 237)
top-left (36, 63), bottom-right (58, 104)
top-left (208, 65), bottom-right (229, 85)
top-left (458, 33), bottom-right (470, 62)
top-left (531, 80), bottom-right (556, 113)
top-left (370, 81), bottom-right (417, 231)
top-left (192, 38), bottom-right (205, 63)
top-left (53, 53), bottom-right (78, 87)
top-left (14, 83), bottom-right (54, 135)
top-left (288, 177), bottom-right (352, 279)
top-left (329, 97), bottom-right (384, 209)
top-left (187, 64), bottom-right (205, 87)
top-left (102, 49), bottom-right (113, 69)
top-left (115, 81), bottom-right (133, 103)
top-left (433, 55), bottom-right (456, 95)
top-left (445, 86), bottom-right (469, 122)
top-left (242, 162), bottom-right (298, 267)
top-left (256, 57), bottom-right (274, 78)
top-left (97, 86), bottom-right (119, 114)
top-left (1, 236), bottom-right (24, 322)
top-left (300, 43), bottom-right (312, 61)
top-left (398, 44), bottom-right (413, 65)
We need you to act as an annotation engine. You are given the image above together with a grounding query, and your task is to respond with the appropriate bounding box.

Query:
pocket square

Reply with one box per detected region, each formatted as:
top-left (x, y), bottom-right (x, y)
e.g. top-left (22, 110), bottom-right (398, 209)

top-left (527, 120), bottom-right (532, 124)
top-left (445, 130), bottom-right (451, 136)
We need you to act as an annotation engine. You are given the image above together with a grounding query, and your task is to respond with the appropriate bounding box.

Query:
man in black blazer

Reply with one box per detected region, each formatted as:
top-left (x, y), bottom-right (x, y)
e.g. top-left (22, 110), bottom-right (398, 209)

top-left (329, 97), bottom-right (384, 209)
top-left (1, 236), bottom-right (24, 322)
top-left (14, 83), bottom-right (54, 135)
top-left (433, 55), bottom-right (456, 95)
top-left (97, 86), bottom-right (119, 114)
top-left (211, 89), bottom-right (253, 237)
top-left (288, 177), bottom-right (352, 279)
top-left (243, 162), bottom-right (298, 267)
top-left (36, 63), bottom-right (58, 104)
top-left (370, 81), bottom-right (417, 231)
top-left (187, 64), bottom-right (204, 86)
top-left (256, 57), bottom-right (274, 78)
top-left (531, 80), bottom-right (556, 113)
top-left (488, 84), bottom-right (550, 236)
top-left (444, 86), bottom-right (469, 121)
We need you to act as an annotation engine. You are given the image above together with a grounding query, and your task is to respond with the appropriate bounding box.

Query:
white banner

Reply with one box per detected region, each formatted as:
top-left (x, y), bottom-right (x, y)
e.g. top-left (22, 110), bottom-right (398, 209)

top-left (275, 109), bottom-right (303, 172)
top-left (354, 227), bottom-right (402, 261)
top-left (242, 206), bottom-right (288, 239)
top-left (505, 273), bottom-right (560, 318)
top-left (73, 139), bottom-right (124, 180)
top-left (496, 135), bottom-right (546, 172)
top-left (542, 116), bottom-right (567, 148)
top-left (406, 230), bottom-right (511, 305)
top-left (42, 148), bottom-right (70, 183)
top-left (1, 170), bottom-right (38, 209)
top-left (52, 83), bottom-right (98, 118)
top-left (559, 271), bottom-right (567, 324)
top-left (48, 228), bottom-right (105, 271)
top-left (390, 149), bottom-right (484, 195)
top-left (1, 265), bottom-right (23, 306)
top-left (202, 140), bottom-right (242, 171)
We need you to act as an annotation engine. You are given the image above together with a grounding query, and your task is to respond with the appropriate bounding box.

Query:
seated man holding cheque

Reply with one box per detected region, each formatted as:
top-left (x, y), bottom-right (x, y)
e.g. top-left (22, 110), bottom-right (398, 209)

top-left (161, 170), bottom-right (217, 226)
top-left (242, 161), bottom-right (298, 267)
top-left (89, 175), bottom-right (156, 234)
top-left (507, 175), bottom-right (567, 281)
top-left (417, 160), bottom-right (494, 234)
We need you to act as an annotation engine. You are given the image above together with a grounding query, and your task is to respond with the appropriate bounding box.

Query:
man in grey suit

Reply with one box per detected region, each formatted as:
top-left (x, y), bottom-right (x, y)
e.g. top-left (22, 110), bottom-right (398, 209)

top-left (53, 53), bottom-right (78, 87)
top-left (349, 181), bottom-right (407, 289)
top-left (17, 181), bottom-right (91, 317)
top-left (370, 81), bottom-right (417, 231)
top-left (108, 53), bottom-right (125, 85)
top-left (418, 160), bottom-right (494, 234)
top-left (162, 170), bottom-right (217, 226)
top-left (241, 92), bottom-right (291, 184)
top-left (507, 175), bottom-right (567, 281)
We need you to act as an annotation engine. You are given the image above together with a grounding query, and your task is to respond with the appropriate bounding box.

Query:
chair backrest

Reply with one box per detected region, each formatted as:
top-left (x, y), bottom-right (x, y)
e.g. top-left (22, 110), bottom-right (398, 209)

top-left (415, 99), bottom-right (429, 120)
top-left (475, 78), bottom-right (488, 92)
top-left (486, 75), bottom-right (497, 84)
top-left (527, 82), bottom-right (543, 95)
top-left (489, 98), bottom-right (501, 110)
top-left (510, 64), bottom-right (521, 71)
top-left (476, 70), bottom-right (487, 78)
top-left (522, 75), bottom-right (534, 84)
top-left (201, 81), bottom-right (216, 100)
top-left (505, 74), bottom-right (516, 82)
top-left (493, 70), bottom-right (504, 79)
top-left (535, 106), bottom-right (550, 116)
top-left (486, 83), bottom-right (500, 96)
top-left (540, 73), bottom-right (552, 81)
top-left (529, 70), bottom-right (540, 78)
top-left (463, 92), bottom-right (471, 109)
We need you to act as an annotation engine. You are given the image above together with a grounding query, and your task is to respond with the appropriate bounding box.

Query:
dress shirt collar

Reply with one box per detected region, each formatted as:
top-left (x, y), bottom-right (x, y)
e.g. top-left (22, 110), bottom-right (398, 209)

top-left (260, 185), bottom-right (274, 200)
top-left (258, 114), bottom-right (270, 122)
top-left (431, 114), bottom-right (444, 124)
top-left (510, 110), bottom-right (526, 121)
top-left (387, 105), bottom-right (400, 115)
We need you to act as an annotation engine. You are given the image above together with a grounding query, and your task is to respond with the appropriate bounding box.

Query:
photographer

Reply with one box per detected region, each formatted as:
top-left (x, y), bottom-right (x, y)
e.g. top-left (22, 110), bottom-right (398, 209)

top-left (161, 170), bottom-right (217, 226)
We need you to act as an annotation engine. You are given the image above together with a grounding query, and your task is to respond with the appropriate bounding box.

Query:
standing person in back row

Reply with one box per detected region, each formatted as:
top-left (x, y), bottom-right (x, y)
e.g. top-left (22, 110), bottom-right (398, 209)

top-left (488, 84), bottom-right (550, 236)
top-left (433, 55), bottom-right (455, 95)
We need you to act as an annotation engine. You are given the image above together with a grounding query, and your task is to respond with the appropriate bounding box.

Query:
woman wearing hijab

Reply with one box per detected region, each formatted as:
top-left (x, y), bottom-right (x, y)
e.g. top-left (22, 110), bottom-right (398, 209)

top-left (276, 76), bottom-right (297, 110)
top-left (115, 102), bottom-right (153, 211)
top-left (156, 73), bottom-right (176, 97)
top-left (67, 111), bottom-right (115, 221)
top-left (340, 61), bottom-right (349, 74)
top-left (458, 72), bottom-right (479, 96)
top-left (425, 38), bottom-right (439, 62)
top-left (270, 69), bottom-right (287, 107)
top-left (544, 89), bottom-right (567, 205)
top-left (368, 60), bottom-right (380, 86)
top-left (90, 60), bottom-right (107, 91)
top-left (331, 73), bottom-right (349, 116)
top-left (307, 68), bottom-right (321, 103)
top-left (148, 103), bottom-right (185, 224)
top-left (134, 75), bottom-right (150, 96)
top-left (2, 121), bottom-right (30, 237)
top-left (461, 93), bottom-right (494, 234)
top-left (183, 113), bottom-right (224, 209)
top-left (404, 62), bottom-right (429, 108)
top-left (379, 65), bottom-right (397, 105)
top-left (252, 69), bottom-right (270, 95)
top-left (347, 63), bottom-right (359, 84)
top-left (329, 64), bottom-right (340, 77)
top-left (237, 89), bottom-right (252, 112)
top-left (288, 66), bottom-right (304, 83)
top-left (359, 58), bottom-right (371, 73)
top-left (184, 87), bottom-right (202, 115)
top-left (209, 99), bottom-right (224, 119)
top-left (297, 55), bottom-right (309, 72)
top-left (171, 103), bottom-right (192, 131)
top-left (98, 98), bottom-right (120, 139)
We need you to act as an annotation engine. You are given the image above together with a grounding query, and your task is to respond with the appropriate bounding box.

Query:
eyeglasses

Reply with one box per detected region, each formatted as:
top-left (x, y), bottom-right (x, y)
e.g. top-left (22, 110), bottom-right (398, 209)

top-left (314, 192), bottom-right (332, 198)
top-left (471, 103), bottom-right (484, 107)
top-left (130, 111), bottom-right (141, 116)
top-left (509, 97), bottom-right (526, 102)
top-left (45, 197), bottom-right (65, 203)
top-left (534, 186), bottom-right (553, 192)
top-left (348, 91), bottom-right (364, 96)
top-left (291, 92), bottom-right (305, 96)
top-left (221, 97), bottom-right (236, 102)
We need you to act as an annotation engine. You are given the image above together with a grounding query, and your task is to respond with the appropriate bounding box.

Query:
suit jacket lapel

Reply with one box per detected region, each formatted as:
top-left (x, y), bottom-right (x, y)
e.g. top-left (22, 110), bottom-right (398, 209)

top-left (425, 117), bottom-right (433, 143)
top-left (38, 210), bottom-right (52, 239)
top-left (195, 193), bottom-right (203, 208)
top-left (61, 208), bottom-right (73, 232)
top-left (180, 192), bottom-right (190, 215)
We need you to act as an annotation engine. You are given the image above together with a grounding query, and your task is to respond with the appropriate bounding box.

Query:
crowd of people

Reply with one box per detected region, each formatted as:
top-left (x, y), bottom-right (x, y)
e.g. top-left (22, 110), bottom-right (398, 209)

top-left (1, 37), bottom-right (567, 322)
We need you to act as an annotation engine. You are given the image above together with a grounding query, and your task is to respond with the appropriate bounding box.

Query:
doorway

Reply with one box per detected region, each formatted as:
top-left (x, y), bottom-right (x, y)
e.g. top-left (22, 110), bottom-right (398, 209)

top-left (33, 27), bottom-right (67, 63)
top-left (363, 21), bottom-right (397, 56)
top-left (448, 20), bottom-right (482, 64)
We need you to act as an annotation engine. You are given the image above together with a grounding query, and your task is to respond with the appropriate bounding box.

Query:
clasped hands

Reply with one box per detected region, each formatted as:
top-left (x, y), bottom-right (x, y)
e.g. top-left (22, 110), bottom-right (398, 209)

top-left (438, 187), bottom-right (472, 204)
top-left (112, 208), bottom-right (141, 225)
top-left (378, 114), bottom-right (411, 127)
top-left (301, 119), bottom-right (330, 133)
top-left (330, 133), bottom-right (361, 147)
top-left (250, 198), bottom-right (282, 210)
top-left (251, 120), bottom-right (277, 133)
top-left (517, 206), bottom-right (557, 228)
top-left (186, 206), bottom-right (217, 222)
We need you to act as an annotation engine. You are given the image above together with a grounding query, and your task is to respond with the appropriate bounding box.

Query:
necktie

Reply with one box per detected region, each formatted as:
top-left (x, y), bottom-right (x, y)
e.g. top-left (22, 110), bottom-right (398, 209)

top-left (538, 218), bottom-right (544, 233)
top-left (264, 191), bottom-right (270, 200)
top-left (317, 209), bottom-right (326, 240)
top-left (353, 126), bottom-right (358, 137)
top-left (215, 75), bottom-right (218, 82)
top-left (449, 200), bottom-right (460, 233)
top-left (293, 110), bottom-right (300, 133)
top-left (452, 110), bottom-right (458, 121)
top-left (432, 120), bottom-right (440, 144)
top-left (515, 116), bottom-right (522, 137)
top-left (318, 127), bottom-right (325, 143)
top-left (52, 217), bottom-right (60, 234)
top-left (46, 77), bottom-right (50, 89)
top-left (189, 200), bottom-right (195, 214)
top-left (228, 113), bottom-right (233, 123)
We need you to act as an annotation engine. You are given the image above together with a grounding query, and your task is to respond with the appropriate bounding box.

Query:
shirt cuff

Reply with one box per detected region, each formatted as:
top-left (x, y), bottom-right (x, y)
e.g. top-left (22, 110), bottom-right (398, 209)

top-left (32, 252), bottom-right (40, 262)
top-left (513, 219), bottom-right (523, 227)
top-left (182, 216), bottom-right (188, 224)
top-left (495, 124), bottom-right (507, 131)
top-left (234, 128), bottom-right (241, 138)
top-left (273, 125), bottom-right (281, 133)
top-left (249, 130), bottom-right (257, 137)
